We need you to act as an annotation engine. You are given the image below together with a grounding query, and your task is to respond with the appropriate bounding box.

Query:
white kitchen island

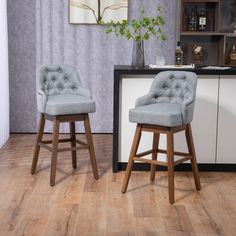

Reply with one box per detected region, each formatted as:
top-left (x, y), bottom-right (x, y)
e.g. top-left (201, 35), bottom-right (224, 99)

top-left (113, 66), bottom-right (236, 172)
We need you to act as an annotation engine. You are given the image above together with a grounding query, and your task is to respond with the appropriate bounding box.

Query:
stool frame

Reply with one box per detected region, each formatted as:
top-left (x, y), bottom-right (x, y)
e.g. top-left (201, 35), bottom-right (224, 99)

top-left (121, 123), bottom-right (201, 204)
top-left (31, 113), bottom-right (98, 186)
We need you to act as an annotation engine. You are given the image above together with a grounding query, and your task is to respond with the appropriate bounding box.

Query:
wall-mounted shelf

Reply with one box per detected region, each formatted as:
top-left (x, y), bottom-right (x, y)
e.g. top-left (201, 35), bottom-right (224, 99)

top-left (177, 0), bottom-right (236, 66)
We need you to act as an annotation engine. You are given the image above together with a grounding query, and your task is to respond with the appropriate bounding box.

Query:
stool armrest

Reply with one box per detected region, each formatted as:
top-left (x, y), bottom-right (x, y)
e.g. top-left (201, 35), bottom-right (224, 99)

top-left (77, 87), bottom-right (92, 98)
top-left (37, 89), bottom-right (47, 113)
top-left (135, 95), bottom-right (154, 107)
top-left (181, 101), bottom-right (195, 124)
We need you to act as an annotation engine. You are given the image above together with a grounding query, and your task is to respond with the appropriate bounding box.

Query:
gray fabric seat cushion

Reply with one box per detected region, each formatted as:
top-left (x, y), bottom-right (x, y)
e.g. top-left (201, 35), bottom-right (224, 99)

top-left (45, 94), bottom-right (96, 115)
top-left (36, 65), bottom-right (96, 115)
top-left (131, 71), bottom-right (197, 127)
top-left (129, 103), bottom-right (183, 127)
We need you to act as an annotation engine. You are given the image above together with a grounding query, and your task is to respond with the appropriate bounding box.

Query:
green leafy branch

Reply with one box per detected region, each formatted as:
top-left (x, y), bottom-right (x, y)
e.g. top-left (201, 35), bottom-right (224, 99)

top-left (105, 7), bottom-right (167, 42)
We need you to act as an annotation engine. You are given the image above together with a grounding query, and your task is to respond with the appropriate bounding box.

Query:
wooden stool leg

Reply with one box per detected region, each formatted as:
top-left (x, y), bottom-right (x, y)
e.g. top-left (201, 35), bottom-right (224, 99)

top-left (167, 131), bottom-right (175, 204)
top-left (121, 124), bottom-right (142, 193)
top-left (70, 122), bottom-right (77, 169)
top-left (31, 113), bottom-right (45, 174)
top-left (50, 119), bottom-right (60, 186)
top-left (150, 133), bottom-right (160, 181)
top-left (186, 124), bottom-right (201, 191)
top-left (84, 114), bottom-right (99, 180)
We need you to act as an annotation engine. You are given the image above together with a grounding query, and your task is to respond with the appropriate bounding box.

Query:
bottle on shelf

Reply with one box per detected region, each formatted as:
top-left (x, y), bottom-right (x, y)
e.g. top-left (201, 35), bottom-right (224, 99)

top-left (229, 44), bottom-right (236, 65)
top-left (175, 41), bottom-right (183, 66)
top-left (188, 8), bottom-right (197, 31)
top-left (182, 8), bottom-right (188, 31)
top-left (198, 8), bottom-right (207, 31)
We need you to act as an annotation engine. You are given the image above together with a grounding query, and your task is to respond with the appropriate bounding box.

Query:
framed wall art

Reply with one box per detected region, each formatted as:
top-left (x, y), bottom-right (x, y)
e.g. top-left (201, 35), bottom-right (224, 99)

top-left (69, 0), bottom-right (128, 24)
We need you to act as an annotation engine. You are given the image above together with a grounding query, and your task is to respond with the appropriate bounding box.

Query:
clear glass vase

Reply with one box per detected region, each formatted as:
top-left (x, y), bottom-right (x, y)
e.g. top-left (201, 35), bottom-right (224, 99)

top-left (131, 40), bottom-right (145, 68)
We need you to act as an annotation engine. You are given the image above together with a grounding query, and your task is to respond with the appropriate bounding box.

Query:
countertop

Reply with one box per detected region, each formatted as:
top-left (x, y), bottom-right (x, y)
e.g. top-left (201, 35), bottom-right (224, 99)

top-left (114, 65), bottom-right (236, 76)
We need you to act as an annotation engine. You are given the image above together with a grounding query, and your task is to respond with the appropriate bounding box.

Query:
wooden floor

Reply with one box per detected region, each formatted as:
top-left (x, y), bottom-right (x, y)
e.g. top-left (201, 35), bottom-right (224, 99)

top-left (0, 134), bottom-right (236, 236)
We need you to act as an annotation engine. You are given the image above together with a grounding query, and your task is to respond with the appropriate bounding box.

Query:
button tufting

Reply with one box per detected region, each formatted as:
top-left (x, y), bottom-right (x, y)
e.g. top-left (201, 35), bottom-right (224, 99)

top-left (64, 77), bottom-right (68, 82)
top-left (58, 67), bottom-right (61, 73)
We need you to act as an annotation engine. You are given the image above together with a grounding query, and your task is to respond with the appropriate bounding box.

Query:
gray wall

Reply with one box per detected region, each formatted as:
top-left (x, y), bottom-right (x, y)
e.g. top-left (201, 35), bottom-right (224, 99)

top-left (8, 0), bottom-right (177, 133)
top-left (8, 0), bottom-right (37, 132)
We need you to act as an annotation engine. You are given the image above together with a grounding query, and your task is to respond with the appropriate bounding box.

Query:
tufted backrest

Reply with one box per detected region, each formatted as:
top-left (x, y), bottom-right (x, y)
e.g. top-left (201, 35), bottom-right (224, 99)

top-left (148, 71), bottom-right (197, 106)
top-left (37, 65), bottom-right (82, 96)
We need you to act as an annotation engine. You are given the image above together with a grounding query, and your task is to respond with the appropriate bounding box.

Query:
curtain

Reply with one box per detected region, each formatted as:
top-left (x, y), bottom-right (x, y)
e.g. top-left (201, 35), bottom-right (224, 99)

top-left (0, 0), bottom-right (9, 148)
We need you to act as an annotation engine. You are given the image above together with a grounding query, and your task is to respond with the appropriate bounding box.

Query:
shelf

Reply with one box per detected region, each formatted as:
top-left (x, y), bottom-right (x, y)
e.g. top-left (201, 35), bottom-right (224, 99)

top-left (178, 0), bottom-right (236, 66)
top-left (183, 0), bottom-right (219, 2)
top-left (181, 1), bottom-right (219, 32)
top-left (181, 32), bottom-right (225, 36)
top-left (224, 33), bottom-right (236, 38)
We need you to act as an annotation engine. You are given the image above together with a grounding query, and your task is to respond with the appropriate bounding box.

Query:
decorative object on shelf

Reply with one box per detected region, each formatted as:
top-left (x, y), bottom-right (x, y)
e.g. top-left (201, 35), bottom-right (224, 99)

top-left (221, 0), bottom-right (236, 33)
top-left (69, 0), bottom-right (128, 24)
top-left (105, 6), bottom-right (167, 67)
top-left (193, 44), bottom-right (203, 65)
top-left (198, 8), bottom-right (207, 31)
top-left (175, 41), bottom-right (183, 66)
top-left (234, 25), bottom-right (236, 33)
top-left (156, 55), bottom-right (166, 66)
top-left (188, 8), bottom-right (197, 31)
top-left (132, 40), bottom-right (145, 68)
top-left (229, 43), bottom-right (236, 65)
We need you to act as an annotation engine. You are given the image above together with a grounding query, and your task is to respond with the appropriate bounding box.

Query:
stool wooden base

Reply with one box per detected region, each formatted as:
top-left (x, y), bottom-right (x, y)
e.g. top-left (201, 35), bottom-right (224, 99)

top-left (31, 113), bottom-right (98, 186)
top-left (121, 123), bottom-right (201, 204)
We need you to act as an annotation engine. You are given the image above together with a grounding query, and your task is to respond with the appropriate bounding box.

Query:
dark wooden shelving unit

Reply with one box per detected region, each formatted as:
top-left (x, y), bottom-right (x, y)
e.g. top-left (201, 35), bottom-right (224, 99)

top-left (177, 0), bottom-right (236, 66)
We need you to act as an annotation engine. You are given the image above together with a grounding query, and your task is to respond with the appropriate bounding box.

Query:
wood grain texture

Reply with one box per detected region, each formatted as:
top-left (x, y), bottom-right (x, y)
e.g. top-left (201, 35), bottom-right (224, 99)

top-left (0, 134), bottom-right (236, 235)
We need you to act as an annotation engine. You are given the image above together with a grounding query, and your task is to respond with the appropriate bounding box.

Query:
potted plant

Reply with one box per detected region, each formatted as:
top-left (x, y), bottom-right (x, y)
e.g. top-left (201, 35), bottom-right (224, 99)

top-left (105, 6), bottom-right (167, 67)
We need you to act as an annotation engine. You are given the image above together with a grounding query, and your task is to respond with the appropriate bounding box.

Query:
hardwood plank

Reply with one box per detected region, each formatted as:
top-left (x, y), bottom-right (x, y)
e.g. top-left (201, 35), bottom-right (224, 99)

top-left (43, 204), bottom-right (79, 236)
top-left (160, 204), bottom-right (196, 234)
top-left (12, 167), bottom-right (63, 235)
top-left (0, 135), bottom-right (236, 236)
top-left (131, 172), bottom-right (163, 218)
top-left (134, 217), bottom-right (167, 236)
top-left (105, 192), bottom-right (135, 235)
top-left (75, 192), bottom-right (106, 235)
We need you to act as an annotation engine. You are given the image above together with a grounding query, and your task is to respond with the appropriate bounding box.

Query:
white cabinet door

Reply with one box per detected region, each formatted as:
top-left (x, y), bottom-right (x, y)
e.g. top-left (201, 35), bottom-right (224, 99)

top-left (120, 77), bottom-right (154, 162)
top-left (174, 76), bottom-right (219, 163)
top-left (120, 76), bottom-right (219, 164)
top-left (217, 76), bottom-right (236, 163)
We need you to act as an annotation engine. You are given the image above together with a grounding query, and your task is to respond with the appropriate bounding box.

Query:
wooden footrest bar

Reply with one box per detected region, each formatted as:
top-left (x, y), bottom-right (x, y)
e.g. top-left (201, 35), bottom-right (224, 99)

top-left (136, 149), bottom-right (191, 159)
top-left (134, 156), bottom-right (191, 167)
top-left (158, 149), bottom-right (190, 157)
top-left (135, 149), bottom-right (154, 158)
top-left (58, 146), bottom-right (88, 152)
top-left (41, 138), bottom-right (72, 144)
top-left (174, 156), bottom-right (191, 166)
top-left (76, 139), bottom-right (88, 147)
top-left (133, 157), bottom-right (168, 166)
top-left (39, 142), bottom-right (53, 151)
top-left (39, 140), bottom-right (89, 153)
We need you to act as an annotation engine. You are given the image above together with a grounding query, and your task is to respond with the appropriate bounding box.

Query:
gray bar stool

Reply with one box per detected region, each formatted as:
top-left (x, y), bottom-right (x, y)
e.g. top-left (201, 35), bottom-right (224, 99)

top-left (31, 65), bottom-right (98, 186)
top-left (121, 71), bottom-right (201, 204)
